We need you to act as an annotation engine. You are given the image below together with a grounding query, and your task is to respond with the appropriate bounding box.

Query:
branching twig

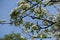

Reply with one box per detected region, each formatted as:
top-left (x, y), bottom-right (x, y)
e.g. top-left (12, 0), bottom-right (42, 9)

top-left (25, 1), bottom-right (40, 12)
top-left (0, 1), bottom-right (58, 29)
top-left (29, 16), bottom-right (57, 29)
top-left (30, 16), bottom-right (57, 23)
top-left (53, 5), bottom-right (60, 11)
top-left (0, 22), bottom-right (12, 24)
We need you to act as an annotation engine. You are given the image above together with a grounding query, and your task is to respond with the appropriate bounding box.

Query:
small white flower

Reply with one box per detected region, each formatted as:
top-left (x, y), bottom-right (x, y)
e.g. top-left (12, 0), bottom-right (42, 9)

top-left (40, 34), bottom-right (42, 38)
top-left (17, 4), bottom-right (24, 9)
top-left (17, 0), bottom-right (24, 5)
top-left (34, 8), bottom-right (40, 13)
top-left (10, 9), bottom-right (14, 14)
top-left (34, 7), bottom-right (47, 14)
top-left (21, 10), bottom-right (25, 13)
top-left (18, 3), bottom-right (30, 9)
top-left (41, 7), bottom-right (47, 13)
top-left (25, 3), bottom-right (30, 8)
top-left (32, 24), bottom-right (36, 27)
top-left (27, 29), bottom-right (31, 32)
top-left (21, 36), bottom-right (25, 38)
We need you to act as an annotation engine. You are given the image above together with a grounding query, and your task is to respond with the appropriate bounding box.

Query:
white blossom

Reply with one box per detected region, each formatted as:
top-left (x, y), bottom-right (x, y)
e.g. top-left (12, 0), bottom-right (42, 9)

top-left (32, 24), bottom-right (36, 27)
top-left (34, 8), bottom-right (40, 13)
top-left (18, 3), bottom-right (30, 9)
top-left (41, 7), bottom-right (48, 13)
top-left (21, 10), bottom-right (25, 13)
top-left (21, 36), bottom-right (25, 38)
top-left (40, 34), bottom-right (43, 38)
top-left (34, 7), bottom-right (47, 14)
top-left (27, 29), bottom-right (31, 32)
top-left (17, 0), bottom-right (24, 6)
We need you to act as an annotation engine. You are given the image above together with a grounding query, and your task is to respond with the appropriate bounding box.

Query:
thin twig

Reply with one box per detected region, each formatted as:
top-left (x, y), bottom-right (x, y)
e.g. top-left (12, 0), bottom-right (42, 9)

top-left (53, 4), bottom-right (60, 11)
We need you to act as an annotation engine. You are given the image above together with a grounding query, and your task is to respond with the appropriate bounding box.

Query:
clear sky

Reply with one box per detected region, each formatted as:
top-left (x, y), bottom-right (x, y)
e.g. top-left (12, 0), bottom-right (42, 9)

top-left (0, 0), bottom-right (58, 40)
top-left (0, 0), bottom-right (21, 38)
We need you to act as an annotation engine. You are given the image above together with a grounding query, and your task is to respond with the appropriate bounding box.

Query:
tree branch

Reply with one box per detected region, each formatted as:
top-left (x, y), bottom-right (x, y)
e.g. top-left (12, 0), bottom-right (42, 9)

top-left (30, 16), bottom-right (57, 24)
top-left (29, 16), bottom-right (57, 29)
top-left (0, 22), bottom-right (12, 24)
top-left (53, 5), bottom-right (60, 11)
top-left (24, 1), bottom-right (40, 12)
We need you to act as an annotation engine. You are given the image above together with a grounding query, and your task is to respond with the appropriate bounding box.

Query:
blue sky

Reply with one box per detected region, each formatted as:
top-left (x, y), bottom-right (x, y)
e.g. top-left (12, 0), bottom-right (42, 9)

top-left (0, 0), bottom-right (21, 38)
top-left (0, 0), bottom-right (58, 40)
